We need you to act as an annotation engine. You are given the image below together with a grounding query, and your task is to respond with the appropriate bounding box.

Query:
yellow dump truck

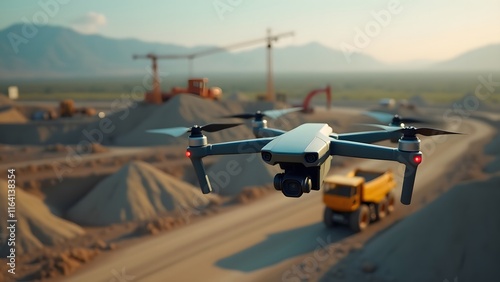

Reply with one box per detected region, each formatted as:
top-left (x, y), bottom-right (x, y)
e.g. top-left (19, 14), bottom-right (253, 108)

top-left (323, 169), bottom-right (397, 232)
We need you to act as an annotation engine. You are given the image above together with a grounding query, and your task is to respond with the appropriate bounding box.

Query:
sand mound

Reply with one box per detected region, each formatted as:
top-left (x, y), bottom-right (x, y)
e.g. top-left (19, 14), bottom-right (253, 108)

top-left (206, 154), bottom-right (281, 196)
top-left (0, 106), bottom-right (28, 123)
top-left (350, 173), bottom-right (500, 282)
top-left (0, 94), bottom-right (28, 123)
top-left (0, 94), bottom-right (14, 106)
top-left (66, 161), bottom-right (217, 226)
top-left (114, 94), bottom-right (254, 146)
top-left (0, 183), bottom-right (85, 256)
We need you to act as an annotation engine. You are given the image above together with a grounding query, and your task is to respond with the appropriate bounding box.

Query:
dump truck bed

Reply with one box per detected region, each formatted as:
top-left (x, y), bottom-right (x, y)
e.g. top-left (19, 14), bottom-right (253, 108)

top-left (350, 169), bottom-right (396, 203)
top-left (323, 169), bottom-right (397, 229)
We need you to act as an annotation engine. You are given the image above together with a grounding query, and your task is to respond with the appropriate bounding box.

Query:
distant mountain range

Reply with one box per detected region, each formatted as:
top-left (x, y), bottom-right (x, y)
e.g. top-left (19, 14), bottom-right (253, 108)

top-left (1, 24), bottom-right (499, 78)
top-left (434, 44), bottom-right (500, 71)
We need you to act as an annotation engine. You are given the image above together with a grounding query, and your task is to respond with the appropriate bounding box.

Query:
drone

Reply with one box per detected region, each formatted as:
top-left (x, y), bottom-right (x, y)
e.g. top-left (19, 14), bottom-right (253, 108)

top-left (147, 108), bottom-right (459, 205)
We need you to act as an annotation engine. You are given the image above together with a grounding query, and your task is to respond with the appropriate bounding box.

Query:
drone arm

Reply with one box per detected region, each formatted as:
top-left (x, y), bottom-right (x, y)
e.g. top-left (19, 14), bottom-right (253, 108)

top-left (254, 128), bottom-right (287, 138)
top-left (337, 130), bottom-right (399, 144)
top-left (401, 165), bottom-right (417, 205)
top-left (330, 139), bottom-right (421, 205)
top-left (186, 138), bottom-right (274, 194)
top-left (188, 137), bottom-right (274, 158)
top-left (189, 157), bottom-right (212, 194)
top-left (330, 139), bottom-right (398, 161)
top-left (207, 137), bottom-right (275, 155)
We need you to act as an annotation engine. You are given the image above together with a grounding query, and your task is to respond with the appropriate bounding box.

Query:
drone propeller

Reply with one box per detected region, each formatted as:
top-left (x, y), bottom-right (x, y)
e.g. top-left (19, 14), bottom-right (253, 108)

top-left (403, 127), bottom-right (460, 137)
top-left (147, 123), bottom-right (242, 137)
top-left (362, 124), bottom-right (461, 137)
top-left (363, 111), bottom-right (427, 126)
top-left (222, 107), bottom-right (302, 120)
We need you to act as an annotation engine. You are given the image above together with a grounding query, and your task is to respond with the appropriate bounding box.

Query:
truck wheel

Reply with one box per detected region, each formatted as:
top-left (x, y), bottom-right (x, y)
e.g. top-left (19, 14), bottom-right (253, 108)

top-left (323, 207), bottom-right (335, 228)
top-left (349, 205), bottom-right (370, 232)
top-left (386, 192), bottom-right (396, 214)
top-left (375, 199), bottom-right (388, 220)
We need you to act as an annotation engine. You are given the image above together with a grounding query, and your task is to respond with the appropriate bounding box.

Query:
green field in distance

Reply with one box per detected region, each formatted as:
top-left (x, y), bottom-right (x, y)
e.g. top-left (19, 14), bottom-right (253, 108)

top-left (1, 71), bottom-right (499, 104)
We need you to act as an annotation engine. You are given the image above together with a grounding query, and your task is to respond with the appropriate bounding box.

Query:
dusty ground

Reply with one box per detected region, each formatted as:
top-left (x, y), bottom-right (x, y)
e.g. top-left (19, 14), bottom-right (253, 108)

top-left (58, 108), bottom-right (497, 281)
top-left (0, 143), bottom-right (227, 281)
top-left (0, 96), bottom-right (301, 281)
top-left (319, 117), bottom-right (500, 282)
top-left (0, 95), bottom-right (498, 281)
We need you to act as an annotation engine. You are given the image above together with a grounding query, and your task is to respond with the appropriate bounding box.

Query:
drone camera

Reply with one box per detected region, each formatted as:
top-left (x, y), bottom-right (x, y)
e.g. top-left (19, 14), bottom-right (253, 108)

top-left (273, 173), bottom-right (284, 190)
top-left (274, 173), bottom-right (312, 197)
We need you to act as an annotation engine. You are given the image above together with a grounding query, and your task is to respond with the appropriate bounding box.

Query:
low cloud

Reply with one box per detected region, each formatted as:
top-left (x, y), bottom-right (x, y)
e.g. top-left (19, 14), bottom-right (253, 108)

top-left (71, 12), bottom-right (107, 34)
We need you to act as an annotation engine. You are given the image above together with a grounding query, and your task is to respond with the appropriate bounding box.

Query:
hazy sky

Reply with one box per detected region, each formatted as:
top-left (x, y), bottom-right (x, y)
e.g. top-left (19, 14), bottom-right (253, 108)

top-left (1, 0), bottom-right (499, 63)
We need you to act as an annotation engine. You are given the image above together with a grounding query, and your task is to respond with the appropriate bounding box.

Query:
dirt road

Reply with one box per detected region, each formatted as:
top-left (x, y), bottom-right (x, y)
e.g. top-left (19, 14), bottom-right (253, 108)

top-left (64, 115), bottom-right (493, 282)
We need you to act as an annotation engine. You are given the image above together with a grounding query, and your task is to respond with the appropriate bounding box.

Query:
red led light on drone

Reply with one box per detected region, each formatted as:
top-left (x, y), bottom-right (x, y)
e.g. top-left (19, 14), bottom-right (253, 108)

top-left (413, 155), bottom-right (422, 164)
top-left (186, 151), bottom-right (191, 158)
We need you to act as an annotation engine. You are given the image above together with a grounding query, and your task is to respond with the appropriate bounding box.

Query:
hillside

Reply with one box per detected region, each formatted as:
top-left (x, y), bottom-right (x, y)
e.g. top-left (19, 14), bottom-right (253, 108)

top-left (2, 24), bottom-right (499, 78)
top-left (0, 24), bottom-right (203, 78)
top-left (0, 24), bottom-right (384, 77)
top-left (433, 43), bottom-right (500, 71)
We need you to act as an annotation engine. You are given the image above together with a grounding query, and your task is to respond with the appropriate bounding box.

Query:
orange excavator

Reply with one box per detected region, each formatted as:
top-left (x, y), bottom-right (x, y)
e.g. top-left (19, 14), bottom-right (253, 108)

top-left (301, 85), bottom-right (332, 113)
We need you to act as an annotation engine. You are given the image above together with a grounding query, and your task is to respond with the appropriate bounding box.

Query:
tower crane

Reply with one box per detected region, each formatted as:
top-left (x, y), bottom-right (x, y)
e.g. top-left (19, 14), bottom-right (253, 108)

top-left (133, 29), bottom-right (294, 104)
